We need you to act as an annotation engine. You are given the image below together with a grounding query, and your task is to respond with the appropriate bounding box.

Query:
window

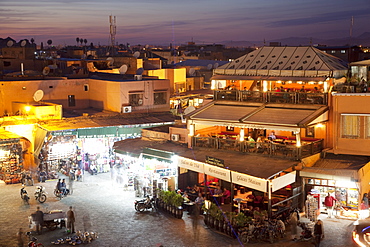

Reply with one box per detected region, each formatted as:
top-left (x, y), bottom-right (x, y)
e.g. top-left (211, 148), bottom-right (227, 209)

top-left (341, 50), bottom-right (346, 54)
top-left (84, 84), bottom-right (89, 91)
top-left (129, 93), bottom-right (143, 106)
top-left (68, 95), bottom-right (76, 107)
top-left (366, 116), bottom-right (370, 139)
top-left (154, 92), bottom-right (167, 105)
top-left (306, 126), bottom-right (314, 137)
top-left (341, 115), bottom-right (359, 138)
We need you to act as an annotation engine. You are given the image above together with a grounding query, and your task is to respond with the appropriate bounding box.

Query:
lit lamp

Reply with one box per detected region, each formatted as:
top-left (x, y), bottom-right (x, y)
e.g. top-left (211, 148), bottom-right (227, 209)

top-left (204, 200), bottom-right (212, 210)
top-left (234, 198), bottom-right (243, 214)
top-left (24, 105), bottom-right (31, 114)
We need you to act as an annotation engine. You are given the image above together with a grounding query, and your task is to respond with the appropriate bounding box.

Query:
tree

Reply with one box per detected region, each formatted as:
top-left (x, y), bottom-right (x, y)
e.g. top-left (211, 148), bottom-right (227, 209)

top-left (30, 38), bottom-right (35, 44)
top-left (76, 37), bottom-right (80, 45)
top-left (47, 40), bottom-right (52, 46)
top-left (80, 39), bottom-right (83, 45)
top-left (83, 39), bottom-right (87, 46)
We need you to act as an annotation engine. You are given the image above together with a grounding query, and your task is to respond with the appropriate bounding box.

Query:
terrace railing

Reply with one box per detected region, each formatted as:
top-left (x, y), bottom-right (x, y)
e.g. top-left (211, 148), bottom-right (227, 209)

top-left (214, 90), bottom-right (328, 105)
top-left (192, 136), bottom-right (324, 160)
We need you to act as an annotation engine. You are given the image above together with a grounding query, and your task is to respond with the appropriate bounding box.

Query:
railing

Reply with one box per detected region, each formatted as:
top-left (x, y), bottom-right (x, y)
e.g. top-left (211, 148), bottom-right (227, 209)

top-left (192, 136), bottom-right (324, 160)
top-left (214, 90), bottom-right (328, 105)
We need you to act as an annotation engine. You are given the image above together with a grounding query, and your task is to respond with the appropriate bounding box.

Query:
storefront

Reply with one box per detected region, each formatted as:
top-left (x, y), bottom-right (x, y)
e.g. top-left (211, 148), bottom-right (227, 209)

top-left (0, 130), bottom-right (31, 184)
top-left (300, 167), bottom-right (360, 219)
top-left (114, 148), bottom-right (178, 197)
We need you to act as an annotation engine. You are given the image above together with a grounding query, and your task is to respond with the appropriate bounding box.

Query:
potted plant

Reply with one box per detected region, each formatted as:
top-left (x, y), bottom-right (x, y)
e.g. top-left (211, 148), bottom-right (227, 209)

top-left (172, 193), bottom-right (184, 219)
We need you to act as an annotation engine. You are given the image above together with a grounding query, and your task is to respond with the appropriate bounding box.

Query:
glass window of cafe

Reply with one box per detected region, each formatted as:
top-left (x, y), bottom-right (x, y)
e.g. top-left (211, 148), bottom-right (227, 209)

top-left (304, 177), bottom-right (359, 209)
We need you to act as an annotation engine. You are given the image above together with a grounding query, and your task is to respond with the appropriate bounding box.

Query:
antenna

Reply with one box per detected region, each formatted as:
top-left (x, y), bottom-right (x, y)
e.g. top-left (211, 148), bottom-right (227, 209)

top-left (213, 63), bottom-right (219, 69)
top-left (7, 40), bottom-right (13, 47)
top-left (106, 57), bottom-right (114, 67)
top-left (184, 106), bottom-right (196, 115)
top-left (33, 90), bottom-right (44, 102)
top-left (136, 68), bottom-right (144, 75)
top-left (108, 15), bottom-right (116, 55)
top-left (189, 68), bottom-right (195, 76)
top-left (20, 40), bottom-right (26, 47)
top-left (42, 67), bottom-right (50, 76)
top-left (119, 65), bottom-right (128, 74)
top-left (133, 51), bottom-right (140, 58)
top-left (207, 64), bottom-right (213, 70)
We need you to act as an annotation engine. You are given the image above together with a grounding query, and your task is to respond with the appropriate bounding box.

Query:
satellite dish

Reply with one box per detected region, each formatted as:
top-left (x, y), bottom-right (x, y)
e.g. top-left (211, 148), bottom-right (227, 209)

top-left (7, 40), bottom-right (14, 47)
top-left (133, 51), bottom-right (140, 58)
top-left (136, 67), bottom-right (144, 75)
top-left (119, 65), bottom-right (128, 74)
top-left (42, 67), bottom-right (50, 76)
top-left (33, 90), bottom-right (44, 102)
top-left (213, 63), bottom-right (219, 69)
top-left (189, 68), bottom-right (195, 76)
top-left (20, 40), bottom-right (26, 47)
top-left (106, 57), bottom-right (114, 66)
top-left (184, 106), bottom-right (196, 115)
top-left (207, 64), bottom-right (213, 70)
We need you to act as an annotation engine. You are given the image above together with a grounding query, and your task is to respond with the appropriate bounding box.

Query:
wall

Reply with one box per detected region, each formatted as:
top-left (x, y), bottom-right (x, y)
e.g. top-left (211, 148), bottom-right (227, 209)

top-left (332, 93), bottom-right (370, 155)
top-left (0, 78), bottom-right (90, 115)
top-left (169, 126), bottom-right (188, 143)
top-left (147, 68), bottom-right (186, 94)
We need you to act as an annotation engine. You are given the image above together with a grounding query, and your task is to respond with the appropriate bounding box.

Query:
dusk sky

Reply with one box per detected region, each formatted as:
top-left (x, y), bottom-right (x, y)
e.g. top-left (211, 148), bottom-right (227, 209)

top-left (1, 0), bottom-right (370, 46)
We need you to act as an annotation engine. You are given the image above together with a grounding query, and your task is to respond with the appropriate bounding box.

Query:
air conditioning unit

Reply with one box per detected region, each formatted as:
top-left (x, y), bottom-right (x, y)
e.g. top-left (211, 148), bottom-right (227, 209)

top-left (171, 134), bottom-right (180, 142)
top-left (122, 106), bottom-right (132, 113)
top-left (134, 75), bottom-right (142, 81)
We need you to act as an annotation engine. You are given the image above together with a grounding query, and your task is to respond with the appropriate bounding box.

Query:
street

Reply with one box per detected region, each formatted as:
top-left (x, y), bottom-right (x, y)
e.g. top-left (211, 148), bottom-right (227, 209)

top-left (0, 171), bottom-right (358, 247)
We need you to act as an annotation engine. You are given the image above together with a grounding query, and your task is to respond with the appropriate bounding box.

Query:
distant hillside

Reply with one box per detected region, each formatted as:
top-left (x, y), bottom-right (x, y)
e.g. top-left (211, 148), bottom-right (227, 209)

top-left (221, 32), bottom-right (370, 48)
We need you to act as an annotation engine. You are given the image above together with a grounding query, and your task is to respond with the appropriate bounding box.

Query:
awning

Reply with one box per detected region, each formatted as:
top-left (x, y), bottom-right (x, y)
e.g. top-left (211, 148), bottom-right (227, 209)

top-left (300, 167), bottom-right (358, 181)
top-left (189, 102), bottom-right (329, 129)
top-left (142, 148), bottom-right (173, 162)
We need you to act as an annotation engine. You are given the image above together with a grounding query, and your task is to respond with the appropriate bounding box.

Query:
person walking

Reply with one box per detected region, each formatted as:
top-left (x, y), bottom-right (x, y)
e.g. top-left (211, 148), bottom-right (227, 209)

top-left (16, 227), bottom-right (26, 247)
top-left (314, 219), bottom-right (324, 247)
top-left (289, 210), bottom-right (299, 241)
top-left (67, 206), bottom-right (76, 233)
top-left (34, 206), bottom-right (44, 235)
top-left (324, 192), bottom-right (337, 218)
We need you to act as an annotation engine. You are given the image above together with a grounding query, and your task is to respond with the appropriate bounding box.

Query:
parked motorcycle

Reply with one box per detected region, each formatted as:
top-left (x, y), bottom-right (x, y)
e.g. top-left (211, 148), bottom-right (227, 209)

top-left (34, 186), bottom-right (47, 203)
top-left (134, 195), bottom-right (157, 212)
top-left (20, 186), bottom-right (30, 204)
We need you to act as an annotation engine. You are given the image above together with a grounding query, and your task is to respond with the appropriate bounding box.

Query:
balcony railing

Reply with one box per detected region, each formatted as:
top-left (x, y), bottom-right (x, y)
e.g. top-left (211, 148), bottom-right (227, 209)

top-left (191, 136), bottom-right (324, 160)
top-left (214, 90), bottom-right (328, 105)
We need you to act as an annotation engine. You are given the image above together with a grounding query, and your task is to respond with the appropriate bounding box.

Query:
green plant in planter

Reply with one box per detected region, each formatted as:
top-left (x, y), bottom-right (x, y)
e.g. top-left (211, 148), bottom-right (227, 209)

top-left (234, 212), bottom-right (249, 228)
top-left (173, 194), bottom-right (184, 208)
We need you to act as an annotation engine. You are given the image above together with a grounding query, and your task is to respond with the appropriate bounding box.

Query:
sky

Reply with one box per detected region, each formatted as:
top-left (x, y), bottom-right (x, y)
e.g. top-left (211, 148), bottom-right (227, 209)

top-left (1, 0), bottom-right (370, 46)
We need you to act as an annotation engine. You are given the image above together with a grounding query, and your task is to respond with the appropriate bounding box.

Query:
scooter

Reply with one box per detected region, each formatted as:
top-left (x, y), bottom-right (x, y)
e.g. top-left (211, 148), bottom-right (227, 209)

top-left (134, 195), bottom-right (157, 212)
top-left (20, 186), bottom-right (30, 204)
top-left (34, 186), bottom-right (47, 203)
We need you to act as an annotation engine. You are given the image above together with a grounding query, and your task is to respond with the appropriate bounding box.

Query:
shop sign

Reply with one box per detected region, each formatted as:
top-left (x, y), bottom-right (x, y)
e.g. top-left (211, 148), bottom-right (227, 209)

top-left (52, 130), bottom-right (77, 136)
top-left (271, 171), bottom-right (296, 192)
top-left (178, 157), bottom-right (204, 173)
top-left (231, 171), bottom-right (268, 192)
top-left (205, 156), bottom-right (224, 167)
top-left (204, 163), bottom-right (230, 182)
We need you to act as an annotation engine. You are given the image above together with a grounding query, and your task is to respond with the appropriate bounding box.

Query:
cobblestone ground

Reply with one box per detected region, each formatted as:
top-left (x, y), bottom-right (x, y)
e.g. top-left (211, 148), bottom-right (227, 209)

top-left (0, 172), bottom-right (358, 247)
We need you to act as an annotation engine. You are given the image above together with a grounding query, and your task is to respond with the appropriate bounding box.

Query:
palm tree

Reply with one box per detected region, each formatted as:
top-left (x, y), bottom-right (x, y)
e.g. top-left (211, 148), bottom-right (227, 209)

top-left (84, 39), bottom-right (87, 46)
top-left (47, 39), bottom-right (52, 46)
top-left (80, 39), bottom-right (83, 45)
top-left (76, 37), bottom-right (80, 46)
top-left (30, 38), bottom-right (35, 44)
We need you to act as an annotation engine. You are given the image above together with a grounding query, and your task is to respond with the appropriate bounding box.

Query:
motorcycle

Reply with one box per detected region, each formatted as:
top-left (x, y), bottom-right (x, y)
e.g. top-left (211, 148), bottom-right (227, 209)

top-left (20, 186), bottom-right (30, 204)
top-left (134, 195), bottom-right (157, 212)
top-left (54, 187), bottom-right (69, 200)
top-left (34, 186), bottom-right (47, 203)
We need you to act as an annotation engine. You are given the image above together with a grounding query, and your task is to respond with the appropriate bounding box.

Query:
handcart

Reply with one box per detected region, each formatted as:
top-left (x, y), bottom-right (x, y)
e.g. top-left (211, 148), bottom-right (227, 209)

top-left (29, 210), bottom-right (66, 231)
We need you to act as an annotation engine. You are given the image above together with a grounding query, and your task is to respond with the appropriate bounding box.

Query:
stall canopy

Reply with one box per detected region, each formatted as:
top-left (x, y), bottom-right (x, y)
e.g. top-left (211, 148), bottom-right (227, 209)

top-left (142, 148), bottom-right (173, 162)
